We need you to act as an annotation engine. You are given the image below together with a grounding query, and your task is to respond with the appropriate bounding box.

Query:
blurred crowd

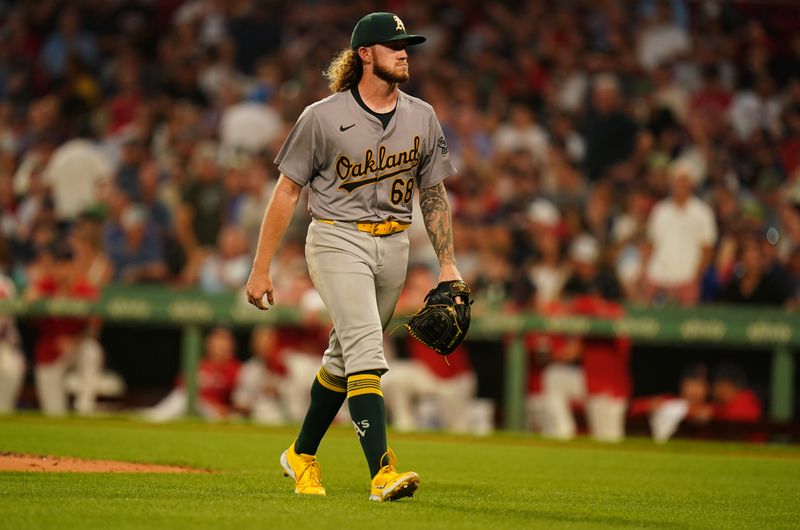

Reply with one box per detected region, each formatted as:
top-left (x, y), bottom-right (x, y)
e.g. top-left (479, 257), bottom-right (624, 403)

top-left (0, 0), bottom-right (797, 435)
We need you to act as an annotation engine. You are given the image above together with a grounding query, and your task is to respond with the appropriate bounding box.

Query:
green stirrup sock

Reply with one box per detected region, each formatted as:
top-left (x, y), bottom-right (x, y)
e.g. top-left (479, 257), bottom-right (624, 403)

top-left (347, 370), bottom-right (388, 478)
top-left (295, 367), bottom-right (347, 456)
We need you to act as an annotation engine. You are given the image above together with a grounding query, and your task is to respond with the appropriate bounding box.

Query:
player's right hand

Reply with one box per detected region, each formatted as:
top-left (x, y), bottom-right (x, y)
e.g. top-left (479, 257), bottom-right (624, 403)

top-left (246, 271), bottom-right (274, 310)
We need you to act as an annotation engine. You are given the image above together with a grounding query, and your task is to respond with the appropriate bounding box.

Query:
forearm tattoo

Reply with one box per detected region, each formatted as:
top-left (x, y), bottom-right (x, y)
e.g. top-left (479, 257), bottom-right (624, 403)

top-left (419, 182), bottom-right (456, 266)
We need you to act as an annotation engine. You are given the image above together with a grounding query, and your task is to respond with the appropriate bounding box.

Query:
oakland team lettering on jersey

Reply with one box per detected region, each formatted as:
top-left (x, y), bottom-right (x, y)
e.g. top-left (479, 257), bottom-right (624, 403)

top-left (275, 90), bottom-right (456, 222)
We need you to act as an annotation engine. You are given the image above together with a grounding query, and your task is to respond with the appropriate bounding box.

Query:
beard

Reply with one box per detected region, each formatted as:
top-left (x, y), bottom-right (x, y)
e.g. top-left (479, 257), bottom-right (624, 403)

top-left (374, 60), bottom-right (409, 84)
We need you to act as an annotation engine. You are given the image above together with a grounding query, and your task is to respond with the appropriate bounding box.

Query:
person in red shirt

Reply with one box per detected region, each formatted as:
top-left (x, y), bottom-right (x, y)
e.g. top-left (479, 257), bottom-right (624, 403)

top-left (629, 363), bottom-right (712, 442)
top-left (144, 327), bottom-right (241, 421)
top-left (688, 65), bottom-right (732, 135)
top-left (711, 364), bottom-right (762, 423)
top-left (196, 327), bottom-right (241, 418)
top-left (530, 296), bottom-right (631, 442)
top-left (232, 325), bottom-right (289, 425)
top-left (26, 241), bottom-right (105, 416)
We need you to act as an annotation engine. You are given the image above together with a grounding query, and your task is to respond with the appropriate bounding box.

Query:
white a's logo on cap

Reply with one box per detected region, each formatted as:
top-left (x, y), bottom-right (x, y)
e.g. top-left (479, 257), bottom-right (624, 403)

top-left (393, 15), bottom-right (406, 32)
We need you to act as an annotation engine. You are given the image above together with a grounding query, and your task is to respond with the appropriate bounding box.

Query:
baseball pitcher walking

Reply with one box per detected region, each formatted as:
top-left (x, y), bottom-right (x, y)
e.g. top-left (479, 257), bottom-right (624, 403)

top-left (246, 12), bottom-right (462, 501)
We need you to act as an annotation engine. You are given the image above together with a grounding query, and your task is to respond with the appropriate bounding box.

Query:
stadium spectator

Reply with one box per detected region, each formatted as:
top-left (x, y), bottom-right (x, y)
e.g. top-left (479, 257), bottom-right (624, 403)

top-left (227, 1), bottom-right (282, 74)
top-left (144, 327), bottom-right (241, 422)
top-left (730, 74), bottom-right (783, 142)
top-left (787, 246), bottom-right (800, 309)
top-left (8, 164), bottom-right (50, 249)
top-left (233, 326), bottom-right (288, 425)
top-left (472, 250), bottom-right (535, 316)
top-left (562, 234), bottom-right (622, 301)
top-left (718, 235), bottom-right (790, 306)
top-left (198, 224), bottom-right (251, 294)
top-left (779, 102), bottom-right (800, 179)
top-left (42, 136), bottom-right (113, 222)
top-left (175, 141), bottom-right (225, 284)
top-left (581, 73), bottom-right (639, 182)
top-left (610, 185), bottom-right (652, 299)
top-left (39, 6), bottom-right (98, 79)
top-left (636, 2), bottom-right (691, 72)
top-left (641, 159), bottom-right (717, 305)
top-left (0, 174), bottom-right (19, 239)
top-left (649, 63), bottom-right (690, 125)
top-left (218, 83), bottom-right (282, 154)
top-left (525, 199), bottom-right (566, 310)
top-left (136, 159), bottom-right (173, 240)
top-left (104, 47), bottom-right (145, 135)
top-left (581, 182), bottom-right (615, 247)
top-left (540, 139), bottom-right (586, 207)
top-left (114, 134), bottom-right (148, 201)
top-left (236, 156), bottom-right (275, 252)
top-left (105, 203), bottom-right (168, 284)
top-left (492, 103), bottom-right (549, 166)
top-left (69, 212), bottom-right (113, 289)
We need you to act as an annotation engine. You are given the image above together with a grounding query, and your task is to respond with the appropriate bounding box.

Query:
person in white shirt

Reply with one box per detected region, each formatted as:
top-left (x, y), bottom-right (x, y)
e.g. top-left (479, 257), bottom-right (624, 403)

top-left (641, 160), bottom-right (717, 305)
top-left (492, 104), bottom-right (549, 165)
top-left (198, 224), bottom-right (252, 293)
top-left (43, 138), bottom-right (113, 222)
top-left (636, 4), bottom-right (691, 72)
top-left (219, 91), bottom-right (283, 154)
top-left (729, 75), bottom-right (783, 142)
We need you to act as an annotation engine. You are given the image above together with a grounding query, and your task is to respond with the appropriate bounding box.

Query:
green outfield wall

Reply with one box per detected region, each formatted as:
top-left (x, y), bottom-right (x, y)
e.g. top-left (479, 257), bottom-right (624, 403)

top-left (2, 285), bottom-right (797, 429)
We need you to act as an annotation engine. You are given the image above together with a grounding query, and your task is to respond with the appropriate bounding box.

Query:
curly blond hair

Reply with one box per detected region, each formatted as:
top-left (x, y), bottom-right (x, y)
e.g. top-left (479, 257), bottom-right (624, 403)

top-left (324, 48), bottom-right (362, 93)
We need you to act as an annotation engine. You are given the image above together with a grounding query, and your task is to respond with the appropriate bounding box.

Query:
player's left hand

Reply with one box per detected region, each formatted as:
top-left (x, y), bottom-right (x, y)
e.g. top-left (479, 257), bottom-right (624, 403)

top-left (438, 263), bottom-right (464, 303)
top-left (404, 279), bottom-right (472, 356)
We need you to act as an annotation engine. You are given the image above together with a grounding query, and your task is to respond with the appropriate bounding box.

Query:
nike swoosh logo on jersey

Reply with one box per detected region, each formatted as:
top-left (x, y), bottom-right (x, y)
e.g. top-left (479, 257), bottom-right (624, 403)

top-left (339, 123), bottom-right (356, 132)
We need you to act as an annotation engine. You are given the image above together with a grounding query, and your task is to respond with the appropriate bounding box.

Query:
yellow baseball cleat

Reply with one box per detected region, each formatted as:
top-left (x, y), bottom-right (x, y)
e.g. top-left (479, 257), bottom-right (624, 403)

top-left (369, 449), bottom-right (420, 502)
top-left (280, 442), bottom-right (326, 496)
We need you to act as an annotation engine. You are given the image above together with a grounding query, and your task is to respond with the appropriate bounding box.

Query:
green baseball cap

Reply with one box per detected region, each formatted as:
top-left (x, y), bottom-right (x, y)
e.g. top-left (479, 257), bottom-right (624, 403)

top-left (350, 12), bottom-right (426, 50)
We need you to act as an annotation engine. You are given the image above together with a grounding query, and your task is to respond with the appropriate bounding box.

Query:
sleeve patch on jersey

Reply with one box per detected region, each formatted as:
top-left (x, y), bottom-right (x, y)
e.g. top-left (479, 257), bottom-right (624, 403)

top-left (437, 136), bottom-right (448, 155)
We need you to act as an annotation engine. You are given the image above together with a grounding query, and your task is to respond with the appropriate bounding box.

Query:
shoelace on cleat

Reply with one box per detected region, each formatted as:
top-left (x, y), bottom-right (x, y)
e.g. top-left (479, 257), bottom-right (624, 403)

top-left (298, 459), bottom-right (322, 487)
top-left (375, 466), bottom-right (401, 488)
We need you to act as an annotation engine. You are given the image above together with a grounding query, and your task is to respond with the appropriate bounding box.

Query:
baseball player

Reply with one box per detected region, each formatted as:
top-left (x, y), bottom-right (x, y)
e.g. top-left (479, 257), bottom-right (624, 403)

top-left (246, 12), bottom-right (461, 501)
top-left (0, 273), bottom-right (25, 413)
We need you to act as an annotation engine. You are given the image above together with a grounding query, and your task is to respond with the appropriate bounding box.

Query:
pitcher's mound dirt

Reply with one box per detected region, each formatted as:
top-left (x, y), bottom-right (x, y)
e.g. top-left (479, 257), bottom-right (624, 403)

top-left (0, 452), bottom-right (209, 473)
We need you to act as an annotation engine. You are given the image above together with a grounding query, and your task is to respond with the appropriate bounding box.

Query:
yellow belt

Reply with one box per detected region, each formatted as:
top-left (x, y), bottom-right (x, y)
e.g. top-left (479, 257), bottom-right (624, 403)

top-left (317, 219), bottom-right (410, 237)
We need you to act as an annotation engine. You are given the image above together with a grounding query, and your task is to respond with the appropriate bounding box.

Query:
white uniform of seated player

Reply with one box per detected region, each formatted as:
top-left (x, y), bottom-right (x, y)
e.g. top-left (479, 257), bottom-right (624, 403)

top-left (0, 274), bottom-right (25, 413)
top-left (539, 343), bottom-right (587, 440)
top-left (35, 336), bottom-right (107, 416)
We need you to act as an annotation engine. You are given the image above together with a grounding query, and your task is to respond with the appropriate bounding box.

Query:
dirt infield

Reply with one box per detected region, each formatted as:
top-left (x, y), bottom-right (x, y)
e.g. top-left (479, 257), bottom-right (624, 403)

top-left (0, 452), bottom-right (210, 473)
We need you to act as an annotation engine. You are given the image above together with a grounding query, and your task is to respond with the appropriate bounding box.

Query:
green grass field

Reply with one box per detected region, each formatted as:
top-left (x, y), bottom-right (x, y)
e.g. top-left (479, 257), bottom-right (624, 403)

top-left (1, 416), bottom-right (799, 529)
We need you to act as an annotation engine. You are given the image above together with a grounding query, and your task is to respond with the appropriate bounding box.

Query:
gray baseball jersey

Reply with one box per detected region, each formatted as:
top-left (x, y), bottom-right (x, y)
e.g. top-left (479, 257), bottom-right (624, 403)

top-left (275, 90), bottom-right (456, 222)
